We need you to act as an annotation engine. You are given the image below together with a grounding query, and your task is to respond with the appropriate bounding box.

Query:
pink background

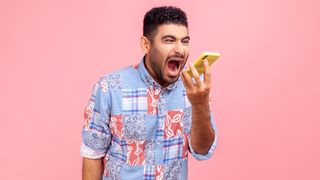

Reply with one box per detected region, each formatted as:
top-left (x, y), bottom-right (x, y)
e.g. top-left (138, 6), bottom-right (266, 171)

top-left (1, 0), bottom-right (319, 179)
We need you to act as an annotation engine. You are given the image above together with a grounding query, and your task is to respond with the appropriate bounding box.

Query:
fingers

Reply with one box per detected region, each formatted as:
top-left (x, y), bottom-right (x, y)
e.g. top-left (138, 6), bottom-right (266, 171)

top-left (203, 59), bottom-right (211, 87)
top-left (181, 71), bottom-right (195, 92)
top-left (182, 59), bottom-right (212, 93)
top-left (189, 63), bottom-right (205, 89)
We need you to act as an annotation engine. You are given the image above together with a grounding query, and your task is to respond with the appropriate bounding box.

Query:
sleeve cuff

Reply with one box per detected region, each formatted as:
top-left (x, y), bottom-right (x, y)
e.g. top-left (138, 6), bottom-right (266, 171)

top-left (80, 142), bottom-right (106, 159)
top-left (188, 132), bottom-right (217, 161)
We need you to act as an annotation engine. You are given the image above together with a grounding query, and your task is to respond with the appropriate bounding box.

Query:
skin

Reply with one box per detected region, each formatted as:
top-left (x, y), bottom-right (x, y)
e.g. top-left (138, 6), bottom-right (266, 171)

top-left (141, 23), bottom-right (215, 154)
top-left (181, 60), bottom-right (215, 155)
top-left (141, 23), bottom-right (190, 87)
top-left (82, 23), bottom-right (215, 180)
top-left (82, 158), bottom-right (103, 180)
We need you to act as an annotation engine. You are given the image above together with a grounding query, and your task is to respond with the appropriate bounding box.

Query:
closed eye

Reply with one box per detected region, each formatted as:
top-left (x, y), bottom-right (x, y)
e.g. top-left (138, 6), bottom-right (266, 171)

top-left (182, 39), bottom-right (189, 45)
top-left (182, 37), bottom-right (190, 45)
top-left (164, 38), bottom-right (175, 43)
top-left (162, 35), bottom-right (176, 44)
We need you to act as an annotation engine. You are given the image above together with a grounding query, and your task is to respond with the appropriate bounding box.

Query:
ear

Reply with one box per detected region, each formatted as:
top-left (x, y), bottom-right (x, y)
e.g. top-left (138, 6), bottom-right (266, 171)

top-left (140, 36), bottom-right (151, 54)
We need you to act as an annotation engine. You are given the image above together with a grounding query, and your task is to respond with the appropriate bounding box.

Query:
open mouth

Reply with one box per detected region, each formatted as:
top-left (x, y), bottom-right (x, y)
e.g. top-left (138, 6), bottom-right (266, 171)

top-left (167, 59), bottom-right (183, 71)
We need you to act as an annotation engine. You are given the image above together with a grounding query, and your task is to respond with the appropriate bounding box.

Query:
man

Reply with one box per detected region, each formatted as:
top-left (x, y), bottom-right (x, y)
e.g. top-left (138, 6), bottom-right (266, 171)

top-left (81, 6), bottom-right (217, 180)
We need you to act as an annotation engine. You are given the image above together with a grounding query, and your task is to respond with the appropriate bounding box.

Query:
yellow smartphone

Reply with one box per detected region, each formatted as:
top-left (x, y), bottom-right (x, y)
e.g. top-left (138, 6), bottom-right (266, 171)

top-left (186, 52), bottom-right (220, 77)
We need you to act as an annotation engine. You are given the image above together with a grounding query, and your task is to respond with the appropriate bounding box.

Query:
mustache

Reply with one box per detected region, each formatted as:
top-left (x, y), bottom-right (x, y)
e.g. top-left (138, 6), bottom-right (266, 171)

top-left (167, 54), bottom-right (185, 60)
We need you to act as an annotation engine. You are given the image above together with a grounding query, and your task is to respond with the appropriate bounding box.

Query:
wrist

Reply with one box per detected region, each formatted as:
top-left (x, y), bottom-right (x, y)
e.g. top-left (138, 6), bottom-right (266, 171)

top-left (192, 103), bottom-right (210, 112)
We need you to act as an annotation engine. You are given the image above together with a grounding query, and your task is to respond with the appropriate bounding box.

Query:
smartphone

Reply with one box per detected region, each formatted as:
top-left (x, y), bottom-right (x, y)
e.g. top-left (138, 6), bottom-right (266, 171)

top-left (186, 52), bottom-right (220, 77)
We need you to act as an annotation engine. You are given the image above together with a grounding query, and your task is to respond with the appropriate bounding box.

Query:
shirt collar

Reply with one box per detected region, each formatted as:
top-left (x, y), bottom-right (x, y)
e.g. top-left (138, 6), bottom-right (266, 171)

top-left (138, 57), bottom-right (180, 91)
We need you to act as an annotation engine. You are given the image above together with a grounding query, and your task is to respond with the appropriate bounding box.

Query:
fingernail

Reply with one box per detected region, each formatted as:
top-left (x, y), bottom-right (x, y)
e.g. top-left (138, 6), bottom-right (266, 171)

top-left (183, 65), bottom-right (188, 70)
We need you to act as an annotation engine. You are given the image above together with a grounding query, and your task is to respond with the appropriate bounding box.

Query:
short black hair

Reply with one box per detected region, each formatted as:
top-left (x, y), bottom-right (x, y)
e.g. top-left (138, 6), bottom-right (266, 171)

top-left (143, 6), bottom-right (188, 41)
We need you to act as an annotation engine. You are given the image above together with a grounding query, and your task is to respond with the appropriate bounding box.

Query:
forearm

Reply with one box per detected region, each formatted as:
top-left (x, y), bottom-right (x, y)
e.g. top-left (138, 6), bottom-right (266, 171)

top-left (190, 104), bottom-right (215, 155)
top-left (82, 157), bottom-right (104, 180)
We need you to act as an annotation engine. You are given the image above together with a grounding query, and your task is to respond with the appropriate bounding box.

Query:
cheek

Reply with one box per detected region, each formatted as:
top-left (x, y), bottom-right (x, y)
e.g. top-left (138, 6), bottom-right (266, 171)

top-left (155, 43), bottom-right (172, 56)
top-left (152, 48), bottom-right (167, 65)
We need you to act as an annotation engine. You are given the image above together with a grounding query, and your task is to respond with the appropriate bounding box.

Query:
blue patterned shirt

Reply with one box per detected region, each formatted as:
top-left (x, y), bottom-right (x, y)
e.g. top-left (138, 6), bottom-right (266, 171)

top-left (81, 58), bottom-right (217, 180)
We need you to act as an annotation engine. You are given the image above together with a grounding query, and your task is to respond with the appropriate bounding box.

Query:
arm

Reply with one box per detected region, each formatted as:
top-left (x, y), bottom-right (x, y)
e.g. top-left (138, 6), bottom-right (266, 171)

top-left (181, 59), bottom-right (215, 155)
top-left (81, 77), bottom-right (112, 179)
top-left (190, 103), bottom-right (215, 154)
top-left (82, 158), bottom-right (103, 180)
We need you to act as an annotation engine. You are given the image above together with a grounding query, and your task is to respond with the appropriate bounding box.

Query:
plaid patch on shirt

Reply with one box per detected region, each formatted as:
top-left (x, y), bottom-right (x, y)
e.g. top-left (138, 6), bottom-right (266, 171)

top-left (108, 137), bottom-right (127, 162)
top-left (143, 165), bottom-right (164, 180)
top-left (122, 88), bottom-right (147, 113)
top-left (163, 136), bottom-right (183, 163)
top-left (155, 115), bottom-right (165, 140)
top-left (143, 165), bottom-right (156, 180)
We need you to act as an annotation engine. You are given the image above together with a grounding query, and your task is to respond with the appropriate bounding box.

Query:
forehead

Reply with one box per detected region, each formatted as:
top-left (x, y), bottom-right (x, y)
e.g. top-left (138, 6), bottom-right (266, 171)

top-left (155, 24), bottom-right (189, 38)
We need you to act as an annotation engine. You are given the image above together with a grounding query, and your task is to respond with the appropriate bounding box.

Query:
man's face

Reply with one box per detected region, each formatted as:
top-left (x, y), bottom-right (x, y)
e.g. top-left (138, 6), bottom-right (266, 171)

top-left (145, 23), bottom-right (190, 87)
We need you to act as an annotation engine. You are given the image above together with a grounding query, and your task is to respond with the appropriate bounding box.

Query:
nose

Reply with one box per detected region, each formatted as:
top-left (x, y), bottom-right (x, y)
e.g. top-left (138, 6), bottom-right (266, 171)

top-left (174, 42), bottom-right (184, 56)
